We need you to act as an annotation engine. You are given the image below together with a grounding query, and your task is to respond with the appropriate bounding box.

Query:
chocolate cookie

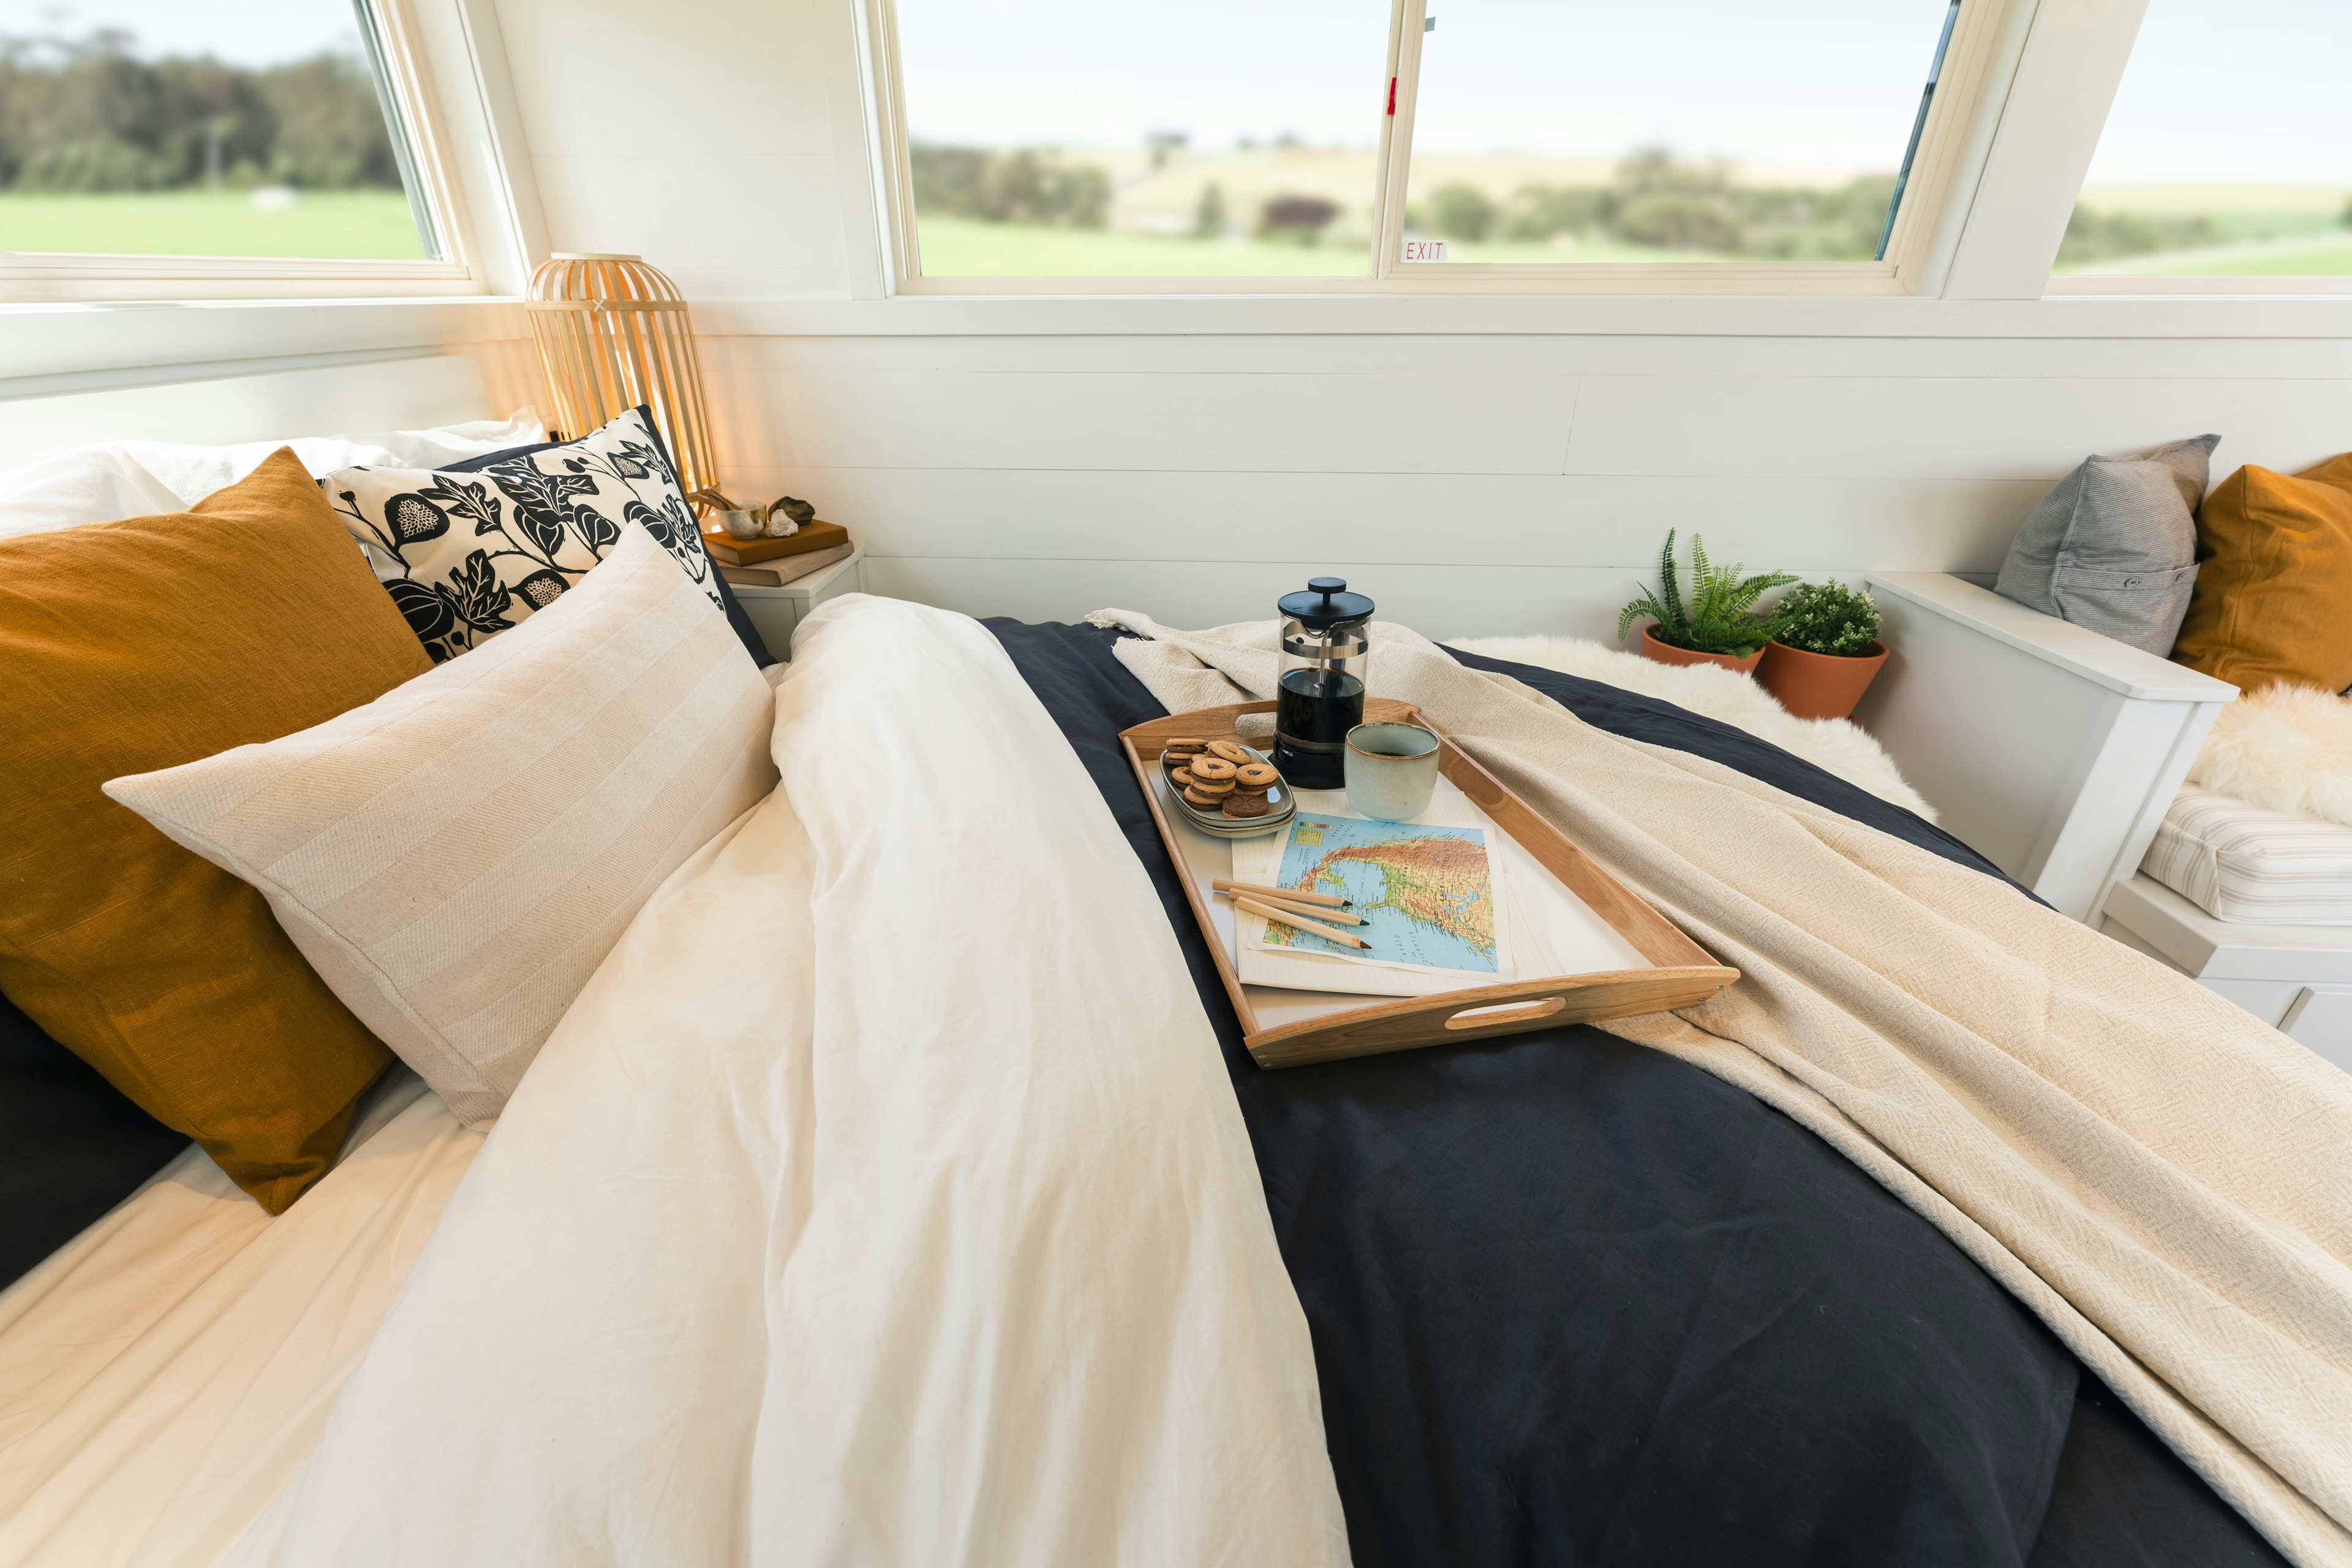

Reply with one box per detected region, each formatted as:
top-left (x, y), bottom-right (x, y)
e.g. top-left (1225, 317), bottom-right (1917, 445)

top-left (1221, 792), bottom-right (1272, 819)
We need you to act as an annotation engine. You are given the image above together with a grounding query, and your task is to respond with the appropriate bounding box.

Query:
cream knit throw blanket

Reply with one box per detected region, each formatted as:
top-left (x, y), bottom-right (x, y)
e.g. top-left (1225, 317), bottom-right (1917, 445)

top-left (1089, 609), bottom-right (2352, 1567)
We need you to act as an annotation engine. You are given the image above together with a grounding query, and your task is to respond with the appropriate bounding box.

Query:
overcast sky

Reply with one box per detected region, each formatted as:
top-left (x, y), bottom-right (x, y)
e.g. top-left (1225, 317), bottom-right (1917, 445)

top-left (897, 0), bottom-right (2347, 186)
top-left (5, 0), bottom-right (2343, 186)
top-left (0, 0), bottom-right (361, 64)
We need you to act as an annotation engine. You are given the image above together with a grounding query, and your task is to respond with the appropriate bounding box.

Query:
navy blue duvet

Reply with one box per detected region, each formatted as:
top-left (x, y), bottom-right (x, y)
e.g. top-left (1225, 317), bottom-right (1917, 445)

top-left (989, 619), bottom-right (2283, 1568)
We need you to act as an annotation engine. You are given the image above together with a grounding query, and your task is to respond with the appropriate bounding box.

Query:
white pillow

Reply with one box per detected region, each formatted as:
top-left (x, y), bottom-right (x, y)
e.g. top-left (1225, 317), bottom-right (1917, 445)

top-left (104, 523), bottom-right (776, 1126)
top-left (0, 409), bottom-right (547, 541)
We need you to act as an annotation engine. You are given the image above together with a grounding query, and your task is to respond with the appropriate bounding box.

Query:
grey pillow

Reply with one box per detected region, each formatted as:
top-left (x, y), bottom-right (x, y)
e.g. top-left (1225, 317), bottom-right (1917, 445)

top-left (1994, 434), bottom-right (2220, 654)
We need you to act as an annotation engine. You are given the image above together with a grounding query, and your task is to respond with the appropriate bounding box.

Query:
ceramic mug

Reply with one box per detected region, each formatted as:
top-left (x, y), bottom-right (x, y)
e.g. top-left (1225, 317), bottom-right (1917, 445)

top-left (1344, 722), bottom-right (1441, 821)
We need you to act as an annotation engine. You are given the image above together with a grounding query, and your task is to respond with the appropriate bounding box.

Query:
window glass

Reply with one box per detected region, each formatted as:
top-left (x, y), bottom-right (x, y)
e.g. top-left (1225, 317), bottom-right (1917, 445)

top-left (2059, 0), bottom-right (2350, 279)
top-left (1400, 0), bottom-right (1956, 264)
top-left (0, 0), bottom-right (438, 260)
top-left (894, 0), bottom-right (1387, 278)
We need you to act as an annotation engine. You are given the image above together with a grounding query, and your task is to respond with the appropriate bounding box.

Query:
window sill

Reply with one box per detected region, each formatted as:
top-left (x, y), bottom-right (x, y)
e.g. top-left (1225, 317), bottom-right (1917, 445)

top-left (695, 291), bottom-right (2352, 339)
top-left (0, 295), bottom-right (529, 387)
top-left (0, 254), bottom-right (484, 305)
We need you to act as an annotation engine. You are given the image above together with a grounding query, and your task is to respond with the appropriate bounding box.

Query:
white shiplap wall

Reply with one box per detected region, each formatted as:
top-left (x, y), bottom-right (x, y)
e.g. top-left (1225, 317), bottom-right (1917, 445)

top-left (484, 0), bottom-right (2352, 643)
top-left (683, 325), bottom-right (2352, 639)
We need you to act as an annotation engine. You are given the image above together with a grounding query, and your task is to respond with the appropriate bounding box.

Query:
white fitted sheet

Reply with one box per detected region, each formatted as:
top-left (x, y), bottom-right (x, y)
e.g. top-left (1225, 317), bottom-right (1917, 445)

top-left (0, 1072), bottom-right (481, 1568)
top-left (2143, 785), bottom-right (2352, 925)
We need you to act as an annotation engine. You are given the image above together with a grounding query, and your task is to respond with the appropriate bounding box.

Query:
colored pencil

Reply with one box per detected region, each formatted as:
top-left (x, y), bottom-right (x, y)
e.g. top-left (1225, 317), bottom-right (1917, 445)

top-left (1235, 896), bottom-right (1372, 950)
top-left (1214, 888), bottom-right (1366, 925)
top-left (1212, 879), bottom-right (1347, 908)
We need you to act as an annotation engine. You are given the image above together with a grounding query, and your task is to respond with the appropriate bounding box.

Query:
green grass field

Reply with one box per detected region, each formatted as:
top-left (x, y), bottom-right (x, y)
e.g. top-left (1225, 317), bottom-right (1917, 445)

top-left (924, 213), bottom-right (2352, 280)
top-left (917, 215), bottom-right (1724, 276)
top-left (0, 189), bottom-right (428, 260)
top-left (2056, 230), bottom-right (2352, 276)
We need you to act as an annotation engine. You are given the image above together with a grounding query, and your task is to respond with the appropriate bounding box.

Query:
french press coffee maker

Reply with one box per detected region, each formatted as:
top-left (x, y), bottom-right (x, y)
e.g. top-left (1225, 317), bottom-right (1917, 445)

top-left (1272, 577), bottom-right (1374, 790)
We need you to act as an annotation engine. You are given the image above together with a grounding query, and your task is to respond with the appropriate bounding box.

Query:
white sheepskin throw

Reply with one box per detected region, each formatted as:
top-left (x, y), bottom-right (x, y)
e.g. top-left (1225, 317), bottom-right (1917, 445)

top-left (2188, 683), bottom-right (2352, 829)
top-left (1446, 635), bottom-right (1936, 821)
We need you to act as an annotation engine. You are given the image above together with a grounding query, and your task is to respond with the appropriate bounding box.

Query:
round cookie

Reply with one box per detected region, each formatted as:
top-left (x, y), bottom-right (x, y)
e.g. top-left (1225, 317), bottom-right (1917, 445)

top-left (1235, 763), bottom-right (1278, 790)
top-left (1192, 777), bottom-right (1236, 798)
top-left (1163, 737), bottom-right (1207, 753)
top-left (1170, 766), bottom-right (1196, 790)
top-left (1206, 740), bottom-right (1251, 765)
top-left (1190, 756), bottom-right (1238, 783)
top-left (1182, 785), bottom-right (1225, 810)
top-left (1222, 792), bottom-right (1272, 819)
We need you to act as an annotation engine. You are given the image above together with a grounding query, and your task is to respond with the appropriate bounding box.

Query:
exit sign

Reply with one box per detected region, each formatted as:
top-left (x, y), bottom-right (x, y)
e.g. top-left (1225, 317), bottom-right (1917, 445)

top-left (1401, 239), bottom-right (1448, 263)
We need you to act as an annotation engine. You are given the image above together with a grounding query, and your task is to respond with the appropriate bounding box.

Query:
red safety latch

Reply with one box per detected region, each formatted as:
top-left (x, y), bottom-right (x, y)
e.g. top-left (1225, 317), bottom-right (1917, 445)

top-left (1387, 76), bottom-right (1396, 115)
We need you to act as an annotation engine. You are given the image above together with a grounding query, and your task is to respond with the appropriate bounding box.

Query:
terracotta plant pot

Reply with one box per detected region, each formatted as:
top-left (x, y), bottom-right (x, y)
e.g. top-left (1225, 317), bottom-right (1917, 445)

top-left (1756, 639), bottom-right (1889, 721)
top-left (1637, 622), bottom-right (1766, 675)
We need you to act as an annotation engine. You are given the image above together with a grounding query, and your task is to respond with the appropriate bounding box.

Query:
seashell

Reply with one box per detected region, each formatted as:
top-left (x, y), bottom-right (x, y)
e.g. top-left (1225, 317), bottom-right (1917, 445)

top-left (718, 509), bottom-right (763, 541)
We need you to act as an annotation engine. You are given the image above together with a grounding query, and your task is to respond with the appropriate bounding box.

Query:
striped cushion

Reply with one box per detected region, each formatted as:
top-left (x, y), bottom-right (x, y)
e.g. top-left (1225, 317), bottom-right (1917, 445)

top-left (105, 524), bottom-right (777, 1125)
top-left (2142, 785), bottom-right (2352, 927)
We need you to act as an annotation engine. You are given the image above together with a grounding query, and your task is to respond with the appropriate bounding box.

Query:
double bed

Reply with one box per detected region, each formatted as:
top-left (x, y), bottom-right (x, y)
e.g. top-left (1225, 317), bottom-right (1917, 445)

top-left (0, 359), bottom-right (2341, 1567)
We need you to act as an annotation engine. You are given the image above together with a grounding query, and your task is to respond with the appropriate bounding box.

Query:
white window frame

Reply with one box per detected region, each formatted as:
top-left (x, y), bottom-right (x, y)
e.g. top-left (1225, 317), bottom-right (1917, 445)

top-left (862, 0), bottom-right (2013, 297)
top-left (0, 0), bottom-right (492, 304)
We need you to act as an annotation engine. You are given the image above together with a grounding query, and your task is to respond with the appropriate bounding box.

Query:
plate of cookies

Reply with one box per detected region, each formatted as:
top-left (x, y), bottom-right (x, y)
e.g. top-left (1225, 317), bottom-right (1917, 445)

top-left (1159, 737), bottom-right (1295, 837)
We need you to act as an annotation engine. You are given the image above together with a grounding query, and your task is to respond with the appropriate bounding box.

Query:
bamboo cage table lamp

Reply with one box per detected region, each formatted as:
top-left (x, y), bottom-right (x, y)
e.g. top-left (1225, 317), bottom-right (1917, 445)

top-left (524, 252), bottom-right (718, 504)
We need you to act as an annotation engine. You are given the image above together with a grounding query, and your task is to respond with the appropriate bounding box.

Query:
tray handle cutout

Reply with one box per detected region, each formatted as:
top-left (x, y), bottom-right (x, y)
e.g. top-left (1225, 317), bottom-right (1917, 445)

top-left (1444, 995), bottom-right (1569, 1031)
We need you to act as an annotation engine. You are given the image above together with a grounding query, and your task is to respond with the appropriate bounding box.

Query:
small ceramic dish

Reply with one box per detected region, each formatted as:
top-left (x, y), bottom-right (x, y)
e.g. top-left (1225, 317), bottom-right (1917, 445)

top-left (1161, 743), bottom-right (1293, 837)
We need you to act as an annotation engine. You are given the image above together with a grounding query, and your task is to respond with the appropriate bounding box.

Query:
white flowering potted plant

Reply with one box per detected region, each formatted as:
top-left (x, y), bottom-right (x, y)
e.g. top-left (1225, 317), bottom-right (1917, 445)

top-left (1756, 581), bottom-right (1889, 720)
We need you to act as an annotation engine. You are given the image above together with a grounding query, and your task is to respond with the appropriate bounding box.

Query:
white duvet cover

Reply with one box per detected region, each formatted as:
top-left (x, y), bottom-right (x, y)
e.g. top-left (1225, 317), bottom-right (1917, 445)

top-left (247, 597), bottom-right (1348, 1566)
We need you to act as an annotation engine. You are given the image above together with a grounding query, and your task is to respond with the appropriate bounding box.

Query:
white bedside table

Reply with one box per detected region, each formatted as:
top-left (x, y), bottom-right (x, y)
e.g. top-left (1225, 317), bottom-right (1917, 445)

top-left (723, 550), bottom-right (864, 661)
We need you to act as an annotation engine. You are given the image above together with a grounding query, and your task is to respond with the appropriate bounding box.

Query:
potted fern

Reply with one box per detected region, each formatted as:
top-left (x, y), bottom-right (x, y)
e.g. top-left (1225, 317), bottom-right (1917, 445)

top-left (1757, 581), bottom-right (1889, 720)
top-left (1616, 530), bottom-right (1795, 673)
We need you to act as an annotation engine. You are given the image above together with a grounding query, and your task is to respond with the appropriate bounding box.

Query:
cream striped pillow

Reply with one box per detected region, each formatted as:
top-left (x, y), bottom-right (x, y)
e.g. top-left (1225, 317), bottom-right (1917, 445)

top-left (105, 523), bottom-right (777, 1126)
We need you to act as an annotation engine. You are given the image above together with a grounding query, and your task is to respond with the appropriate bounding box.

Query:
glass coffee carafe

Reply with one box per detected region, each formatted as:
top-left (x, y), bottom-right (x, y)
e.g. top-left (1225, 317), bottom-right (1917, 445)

top-left (1272, 577), bottom-right (1374, 790)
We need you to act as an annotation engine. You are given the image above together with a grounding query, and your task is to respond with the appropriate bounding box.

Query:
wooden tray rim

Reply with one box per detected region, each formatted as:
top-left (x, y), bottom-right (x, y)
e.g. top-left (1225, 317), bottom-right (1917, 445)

top-left (1119, 698), bottom-right (1739, 1068)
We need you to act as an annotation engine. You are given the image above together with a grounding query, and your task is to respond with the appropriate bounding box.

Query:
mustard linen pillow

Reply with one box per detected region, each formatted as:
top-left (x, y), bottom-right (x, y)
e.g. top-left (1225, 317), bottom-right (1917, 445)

top-left (0, 449), bottom-right (423, 1213)
top-left (2172, 456), bottom-right (2352, 695)
top-left (107, 524), bottom-right (777, 1126)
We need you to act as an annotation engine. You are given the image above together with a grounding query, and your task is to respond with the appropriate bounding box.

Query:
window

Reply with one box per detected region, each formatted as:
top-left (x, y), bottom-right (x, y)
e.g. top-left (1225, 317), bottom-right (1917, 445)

top-left (889, 0), bottom-right (1390, 278)
top-left (873, 0), bottom-right (1976, 290)
top-left (1396, 0), bottom-right (1959, 267)
top-left (2056, 0), bottom-right (2351, 281)
top-left (0, 0), bottom-right (460, 286)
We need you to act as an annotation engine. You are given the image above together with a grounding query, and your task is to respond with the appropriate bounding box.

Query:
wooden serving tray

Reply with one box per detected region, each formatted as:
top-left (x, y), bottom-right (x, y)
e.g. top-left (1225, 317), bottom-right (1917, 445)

top-left (1121, 698), bottom-right (1738, 1068)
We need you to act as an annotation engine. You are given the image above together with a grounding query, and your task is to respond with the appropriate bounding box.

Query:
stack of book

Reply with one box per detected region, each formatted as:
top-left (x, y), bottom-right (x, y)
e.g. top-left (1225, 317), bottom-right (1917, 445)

top-left (701, 520), bottom-right (853, 587)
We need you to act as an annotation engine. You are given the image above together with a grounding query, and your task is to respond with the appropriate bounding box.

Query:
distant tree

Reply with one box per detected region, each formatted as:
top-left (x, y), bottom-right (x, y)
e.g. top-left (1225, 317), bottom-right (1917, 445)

top-left (1424, 183), bottom-right (1496, 242)
top-left (1193, 179), bottom-right (1225, 238)
top-left (2057, 204), bottom-right (2216, 265)
top-left (1258, 192), bottom-right (1337, 244)
top-left (257, 55), bottom-right (401, 187)
top-left (1616, 189), bottom-right (1740, 251)
top-left (0, 32), bottom-right (400, 193)
top-left (910, 141), bottom-right (1109, 228)
top-left (1145, 129), bottom-right (1186, 170)
top-left (1501, 183), bottom-right (1611, 243)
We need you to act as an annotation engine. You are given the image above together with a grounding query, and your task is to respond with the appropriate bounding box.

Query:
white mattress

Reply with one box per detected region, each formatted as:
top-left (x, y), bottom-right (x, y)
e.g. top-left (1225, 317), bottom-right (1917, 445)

top-left (0, 1071), bottom-right (481, 1568)
top-left (2142, 785), bottom-right (2352, 925)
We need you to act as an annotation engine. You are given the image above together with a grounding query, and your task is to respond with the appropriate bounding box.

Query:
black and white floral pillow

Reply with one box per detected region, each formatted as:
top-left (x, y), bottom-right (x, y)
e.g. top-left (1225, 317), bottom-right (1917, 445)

top-left (325, 408), bottom-right (723, 663)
